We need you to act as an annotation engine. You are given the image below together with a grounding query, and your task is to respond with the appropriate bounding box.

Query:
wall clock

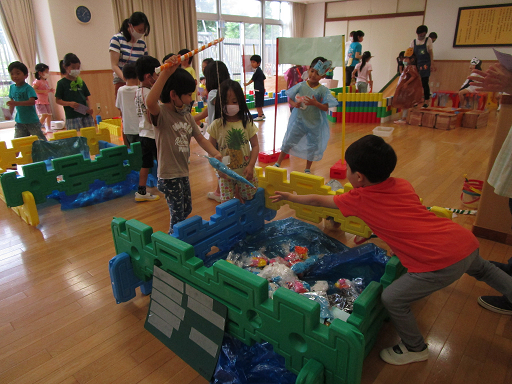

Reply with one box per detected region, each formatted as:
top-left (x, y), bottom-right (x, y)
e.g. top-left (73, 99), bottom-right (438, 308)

top-left (75, 5), bottom-right (92, 24)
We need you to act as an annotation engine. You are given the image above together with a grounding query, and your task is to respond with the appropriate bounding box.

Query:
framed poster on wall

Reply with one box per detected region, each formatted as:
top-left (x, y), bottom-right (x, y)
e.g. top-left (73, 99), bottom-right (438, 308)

top-left (453, 3), bottom-right (512, 47)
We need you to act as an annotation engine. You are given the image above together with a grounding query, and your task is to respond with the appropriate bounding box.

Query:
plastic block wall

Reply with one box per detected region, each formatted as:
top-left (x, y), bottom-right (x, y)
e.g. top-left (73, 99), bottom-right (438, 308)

top-left (111, 217), bottom-right (368, 384)
top-left (255, 166), bottom-right (373, 238)
top-left (1, 142), bottom-right (142, 207)
top-left (172, 188), bottom-right (276, 259)
top-left (0, 136), bottom-right (38, 173)
top-left (50, 127), bottom-right (110, 156)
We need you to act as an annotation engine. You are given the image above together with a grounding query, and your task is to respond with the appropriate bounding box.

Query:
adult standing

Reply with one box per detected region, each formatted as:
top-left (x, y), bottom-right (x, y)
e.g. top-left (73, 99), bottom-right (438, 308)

top-left (346, 30), bottom-right (364, 87)
top-left (410, 25), bottom-right (435, 106)
top-left (109, 12), bottom-right (150, 97)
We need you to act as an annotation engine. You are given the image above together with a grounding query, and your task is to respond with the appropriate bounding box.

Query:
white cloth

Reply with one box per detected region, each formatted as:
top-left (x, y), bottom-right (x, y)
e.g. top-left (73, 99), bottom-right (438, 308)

top-left (488, 126), bottom-right (512, 198)
top-left (115, 85), bottom-right (139, 135)
top-left (135, 86), bottom-right (155, 139)
top-left (207, 90), bottom-right (217, 126)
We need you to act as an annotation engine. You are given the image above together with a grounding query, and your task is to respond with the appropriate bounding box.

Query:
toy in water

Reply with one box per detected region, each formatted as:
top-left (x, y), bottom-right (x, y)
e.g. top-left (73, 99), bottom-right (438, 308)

top-left (303, 292), bottom-right (332, 321)
top-left (250, 256), bottom-right (269, 268)
top-left (156, 38), bottom-right (224, 74)
top-left (205, 156), bottom-right (256, 188)
top-left (287, 280), bottom-right (310, 293)
top-left (291, 255), bottom-right (319, 274)
top-left (285, 251), bottom-right (302, 266)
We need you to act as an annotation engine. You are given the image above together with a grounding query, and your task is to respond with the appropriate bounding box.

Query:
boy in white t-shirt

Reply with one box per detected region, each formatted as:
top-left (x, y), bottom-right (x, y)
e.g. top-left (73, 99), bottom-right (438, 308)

top-left (116, 63), bottom-right (140, 146)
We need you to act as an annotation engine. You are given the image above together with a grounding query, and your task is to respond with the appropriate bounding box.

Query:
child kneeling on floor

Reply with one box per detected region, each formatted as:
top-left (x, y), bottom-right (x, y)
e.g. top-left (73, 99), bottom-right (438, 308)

top-left (270, 134), bottom-right (512, 366)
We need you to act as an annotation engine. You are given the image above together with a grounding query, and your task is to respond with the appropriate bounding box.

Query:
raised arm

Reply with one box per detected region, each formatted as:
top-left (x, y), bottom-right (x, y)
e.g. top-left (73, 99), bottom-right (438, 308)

top-left (270, 191), bottom-right (338, 209)
top-left (146, 57), bottom-right (180, 116)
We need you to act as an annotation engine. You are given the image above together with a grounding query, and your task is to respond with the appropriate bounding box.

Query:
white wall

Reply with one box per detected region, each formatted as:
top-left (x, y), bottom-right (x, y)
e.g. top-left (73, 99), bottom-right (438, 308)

top-left (425, 0), bottom-right (512, 60)
top-left (303, 3), bottom-right (325, 38)
top-left (39, 0), bottom-right (116, 71)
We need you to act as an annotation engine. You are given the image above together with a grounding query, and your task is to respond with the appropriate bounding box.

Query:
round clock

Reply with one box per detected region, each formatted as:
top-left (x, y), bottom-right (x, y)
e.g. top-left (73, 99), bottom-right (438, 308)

top-left (75, 6), bottom-right (92, 24)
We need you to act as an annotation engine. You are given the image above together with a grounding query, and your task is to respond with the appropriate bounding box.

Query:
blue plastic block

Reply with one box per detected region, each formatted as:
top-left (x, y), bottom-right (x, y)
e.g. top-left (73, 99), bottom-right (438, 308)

top-left (172, 188), bottom-right (276, 259)
top-left (98, 140), bottom-right (117, 149)
top-left (146, 159), bottom-right (158, 188)
top-left (197, 101), bottom-right (204, 109)
top-left (109, 252), bottom-right (152, 303)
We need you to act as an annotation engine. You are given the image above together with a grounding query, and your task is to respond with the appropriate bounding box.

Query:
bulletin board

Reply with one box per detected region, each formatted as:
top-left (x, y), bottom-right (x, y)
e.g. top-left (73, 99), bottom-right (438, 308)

top-left (453, 3), bottom-right (512, 47)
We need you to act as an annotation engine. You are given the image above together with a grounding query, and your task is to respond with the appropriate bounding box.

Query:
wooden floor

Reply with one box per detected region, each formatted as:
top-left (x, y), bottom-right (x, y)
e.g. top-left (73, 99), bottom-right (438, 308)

top-left (1, 105), bottom-right (511, 384)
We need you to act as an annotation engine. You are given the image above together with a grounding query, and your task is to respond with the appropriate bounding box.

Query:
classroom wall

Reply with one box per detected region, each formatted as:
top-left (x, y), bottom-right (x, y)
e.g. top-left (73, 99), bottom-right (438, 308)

top-left (305, 0), bottom-right (512, 92)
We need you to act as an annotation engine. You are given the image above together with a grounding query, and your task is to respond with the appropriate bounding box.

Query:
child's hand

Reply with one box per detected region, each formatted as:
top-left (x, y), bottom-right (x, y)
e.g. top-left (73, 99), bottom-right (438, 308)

top-left (69, 101), bottom-right (79, 109)
top-left (50, 88), bottom-right (55, 93)
top-left (470, 64), bottom-right (512, 94)
top-left (86, 108), bottom-right (94, 115)
top-left (6, 100), bottom-right (16, 107)
top-left (162, 55), bottom-right (180, 73)
top-left (243, 166), bottom-right (254, 181)
top-left (269, 191), bottom-right (291, 203)
top-left (304, 96), bottom-right (318, 106)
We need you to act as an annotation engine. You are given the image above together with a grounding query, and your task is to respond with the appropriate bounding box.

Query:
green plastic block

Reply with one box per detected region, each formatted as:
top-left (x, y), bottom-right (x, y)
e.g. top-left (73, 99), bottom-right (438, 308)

top-left (1, 142), bottom-right (142, 207)
top-left (111, 218), bottom-right (367, 384)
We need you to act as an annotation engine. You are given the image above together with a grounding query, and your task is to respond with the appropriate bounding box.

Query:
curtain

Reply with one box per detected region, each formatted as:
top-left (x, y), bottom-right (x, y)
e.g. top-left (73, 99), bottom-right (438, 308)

top-left (111, 0), bottom-right (198, 69)
top-left (0, 0), bottom-right (37, 82)
top-left (291, 2), bottom-right (306, 38)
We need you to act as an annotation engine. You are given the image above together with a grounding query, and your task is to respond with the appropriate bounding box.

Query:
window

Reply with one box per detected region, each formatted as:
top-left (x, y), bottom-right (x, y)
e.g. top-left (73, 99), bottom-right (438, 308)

top-left (197, 1), bottom-right (290, 79)
top-left (221, 0), bottom-right (261, 18)
top-left (0, 18), bottom-right (15, 124)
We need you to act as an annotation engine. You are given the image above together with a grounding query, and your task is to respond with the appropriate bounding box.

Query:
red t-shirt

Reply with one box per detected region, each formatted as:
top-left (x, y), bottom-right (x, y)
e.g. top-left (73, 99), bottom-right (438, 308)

top-left (333, 178), bottom-right (479, 273)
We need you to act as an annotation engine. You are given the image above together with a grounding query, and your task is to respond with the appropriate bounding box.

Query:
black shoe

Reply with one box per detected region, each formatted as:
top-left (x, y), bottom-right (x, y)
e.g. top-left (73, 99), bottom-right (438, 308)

top-left (490, 256), bottom-right (512, 275)
top-left (478, 296), bottom-right (512, 315)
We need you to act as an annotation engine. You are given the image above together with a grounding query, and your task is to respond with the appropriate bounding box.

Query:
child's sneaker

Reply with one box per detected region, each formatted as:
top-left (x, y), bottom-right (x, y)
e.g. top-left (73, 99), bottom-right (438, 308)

top-left (380, 343), bottom-right (429, 365)
top-left (273, 163), bottom-right (280, 167)
top-left (478, 296), bottom-right (512, 315)
top-left (304, 169), bottom-right (311, 174)
top-left (135, 192), bottom-right (160, 202)
top-left (254, 115), bottom-right (265, 121)
top-left (207, 191), bottom-right (221, 202)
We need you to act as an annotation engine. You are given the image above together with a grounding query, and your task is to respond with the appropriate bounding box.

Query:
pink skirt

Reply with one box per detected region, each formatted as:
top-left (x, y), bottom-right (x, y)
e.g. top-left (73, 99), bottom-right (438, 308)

top-left (36, 104), bottom-right (51, 114)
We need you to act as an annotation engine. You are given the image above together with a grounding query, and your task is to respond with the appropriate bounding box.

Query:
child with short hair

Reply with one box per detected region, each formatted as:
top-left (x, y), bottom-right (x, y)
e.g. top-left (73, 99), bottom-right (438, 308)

top-left (352, 51), bottom-right (373, 93)
top-left (271, 134), bottom-right (512, 365)
top-left (33, 63), bottom-right (54, 133)
top-left (134, 55), bottom-right (161, 202)
top-left (178, 48), bottom-right (198, 104)
top-left (55, 53), bottom-right (94, 131)
top-left (116, 63), bottom-right (140, 146)
top-left (392, 47), bottom-right (424, 124)
top-left (274, 57), bottom-right (337, 174)
top-left (244, 54), bottom-right (266, 121)
top-left (207, 79), bottom-right (259, 203)
top-left (145, 57), bottom-right (222, 234)
top-left (7, 61), bottom-right (47, 141)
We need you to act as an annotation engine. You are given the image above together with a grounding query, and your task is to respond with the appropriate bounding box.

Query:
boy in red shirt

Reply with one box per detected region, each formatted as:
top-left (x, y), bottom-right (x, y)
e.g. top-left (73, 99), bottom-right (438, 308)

top-left (270, 134), bottom-right (512, 365)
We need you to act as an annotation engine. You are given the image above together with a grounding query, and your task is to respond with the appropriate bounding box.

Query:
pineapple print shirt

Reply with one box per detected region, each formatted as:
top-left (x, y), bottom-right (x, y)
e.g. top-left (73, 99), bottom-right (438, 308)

top-left (208, 119), bottom-right (258, 175)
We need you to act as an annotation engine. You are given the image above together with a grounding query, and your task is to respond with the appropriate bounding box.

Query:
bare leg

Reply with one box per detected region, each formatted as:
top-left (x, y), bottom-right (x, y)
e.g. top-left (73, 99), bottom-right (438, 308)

top-left (257, 107), bottom-right (263, 116)
top-left (275, 151), bottom-right (288, 166)
top-left (139, 167), bottom-right (149, 188)
top-left (305, 160), bottom-right (313, 170)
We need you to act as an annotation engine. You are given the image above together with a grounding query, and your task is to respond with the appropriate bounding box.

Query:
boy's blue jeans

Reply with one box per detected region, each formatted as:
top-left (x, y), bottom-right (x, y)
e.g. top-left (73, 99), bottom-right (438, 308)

top-left (381, 248), bottom-right (512, 351)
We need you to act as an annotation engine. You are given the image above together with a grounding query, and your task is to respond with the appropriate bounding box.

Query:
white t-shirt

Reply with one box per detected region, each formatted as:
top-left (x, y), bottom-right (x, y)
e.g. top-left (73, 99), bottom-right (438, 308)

top-left (135, 86), bottom-right (155, 139)
top-left (115, 85), bottom-right (139, 135)
top-left (207, 90), bottom-right (217, 126)
top-left (354, 62), bottom-right (372, 83)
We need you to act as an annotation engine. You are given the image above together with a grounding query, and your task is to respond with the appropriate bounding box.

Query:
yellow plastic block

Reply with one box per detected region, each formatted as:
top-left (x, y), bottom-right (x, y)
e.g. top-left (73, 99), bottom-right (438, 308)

top-left (50, 129), bottom-right (77, 141)
top-left (80, 127), bottom-right (111, 156)
top-left (0, 136), bottom-right (40, 173)
top-left (99, 119), bottom-right (122, 137)
top-left (11, 191), bottom-right (39, 226)
top-left (268, 92), bottom-right (274, 98)
top-left (256, 166), bottom-right (372, 238)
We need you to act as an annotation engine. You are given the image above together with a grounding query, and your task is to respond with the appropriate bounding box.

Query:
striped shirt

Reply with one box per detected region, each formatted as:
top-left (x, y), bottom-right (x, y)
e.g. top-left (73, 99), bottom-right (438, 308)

top-left (109, 32), bottom-right (148, 83)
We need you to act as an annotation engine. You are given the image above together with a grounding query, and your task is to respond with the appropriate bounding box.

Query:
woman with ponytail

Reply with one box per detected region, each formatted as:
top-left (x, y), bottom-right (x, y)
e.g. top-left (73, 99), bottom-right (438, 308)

top-left (109, 11), bottom-right (150, 96)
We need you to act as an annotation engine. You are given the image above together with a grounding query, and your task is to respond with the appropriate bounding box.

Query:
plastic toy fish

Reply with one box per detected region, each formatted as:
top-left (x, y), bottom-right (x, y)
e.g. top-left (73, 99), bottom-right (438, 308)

top-left (313, 59), bottom-right (332, 76)
top-left (206, 156), bottom-right (256, 188)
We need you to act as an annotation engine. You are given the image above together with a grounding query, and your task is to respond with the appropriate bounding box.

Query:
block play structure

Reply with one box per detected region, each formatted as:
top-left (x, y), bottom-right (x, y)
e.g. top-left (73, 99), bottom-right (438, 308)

top-left (109, 166), bottom-right (453, 384)
top-left (0, 129), bottom-right (143, 226)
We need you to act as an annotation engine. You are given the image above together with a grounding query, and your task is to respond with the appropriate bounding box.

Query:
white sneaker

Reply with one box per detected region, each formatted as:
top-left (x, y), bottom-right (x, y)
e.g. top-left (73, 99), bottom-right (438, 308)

top-left (380, 343), bottom-right (428, 365)
top-left (135, 192), bottom-right (160, 202)
top-left (254, 116), bottom-right (265, 121)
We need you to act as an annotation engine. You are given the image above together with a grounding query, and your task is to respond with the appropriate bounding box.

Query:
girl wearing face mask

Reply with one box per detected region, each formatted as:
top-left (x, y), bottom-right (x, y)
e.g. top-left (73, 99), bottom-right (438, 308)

top-left (55, 53), bottom-right (94, 131)
top-left (109, 11), bottom-right (150, 97)
top-left (207, 79), bottom-right (260, 204)
top-left (33, 63), bottom-right (54, 133)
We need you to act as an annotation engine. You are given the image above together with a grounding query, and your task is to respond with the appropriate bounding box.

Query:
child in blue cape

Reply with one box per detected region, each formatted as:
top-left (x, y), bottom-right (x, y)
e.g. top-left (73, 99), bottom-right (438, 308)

top-left (274, 57), bottom-right (337, 174)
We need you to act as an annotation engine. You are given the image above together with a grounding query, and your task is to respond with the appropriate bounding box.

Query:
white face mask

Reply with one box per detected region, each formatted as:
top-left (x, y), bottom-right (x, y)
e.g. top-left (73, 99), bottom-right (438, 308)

top-left (69, 69), bottom-right (80, 77)
top-left (224, 105), bottom-right (239, 116)
top-left (130, 25), bottom-right (144, 41)
top-left (42, 73), bottom-right (49, 80)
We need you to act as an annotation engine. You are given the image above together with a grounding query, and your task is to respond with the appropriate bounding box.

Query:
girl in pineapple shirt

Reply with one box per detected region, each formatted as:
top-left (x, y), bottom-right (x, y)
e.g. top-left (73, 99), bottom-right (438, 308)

top-left (207, 79), bottom-right (259, 203)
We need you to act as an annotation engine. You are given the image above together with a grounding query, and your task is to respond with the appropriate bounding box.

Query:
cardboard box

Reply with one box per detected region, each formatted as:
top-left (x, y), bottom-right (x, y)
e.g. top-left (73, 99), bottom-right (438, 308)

top-left (407, 109), bottom-right (423, 126)
top-left (421, 110), bottom-right (438, 128)
top-left (435, 113), bottom-right (457, 130)
top-left (462, 110), bottom-right (489, 129)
